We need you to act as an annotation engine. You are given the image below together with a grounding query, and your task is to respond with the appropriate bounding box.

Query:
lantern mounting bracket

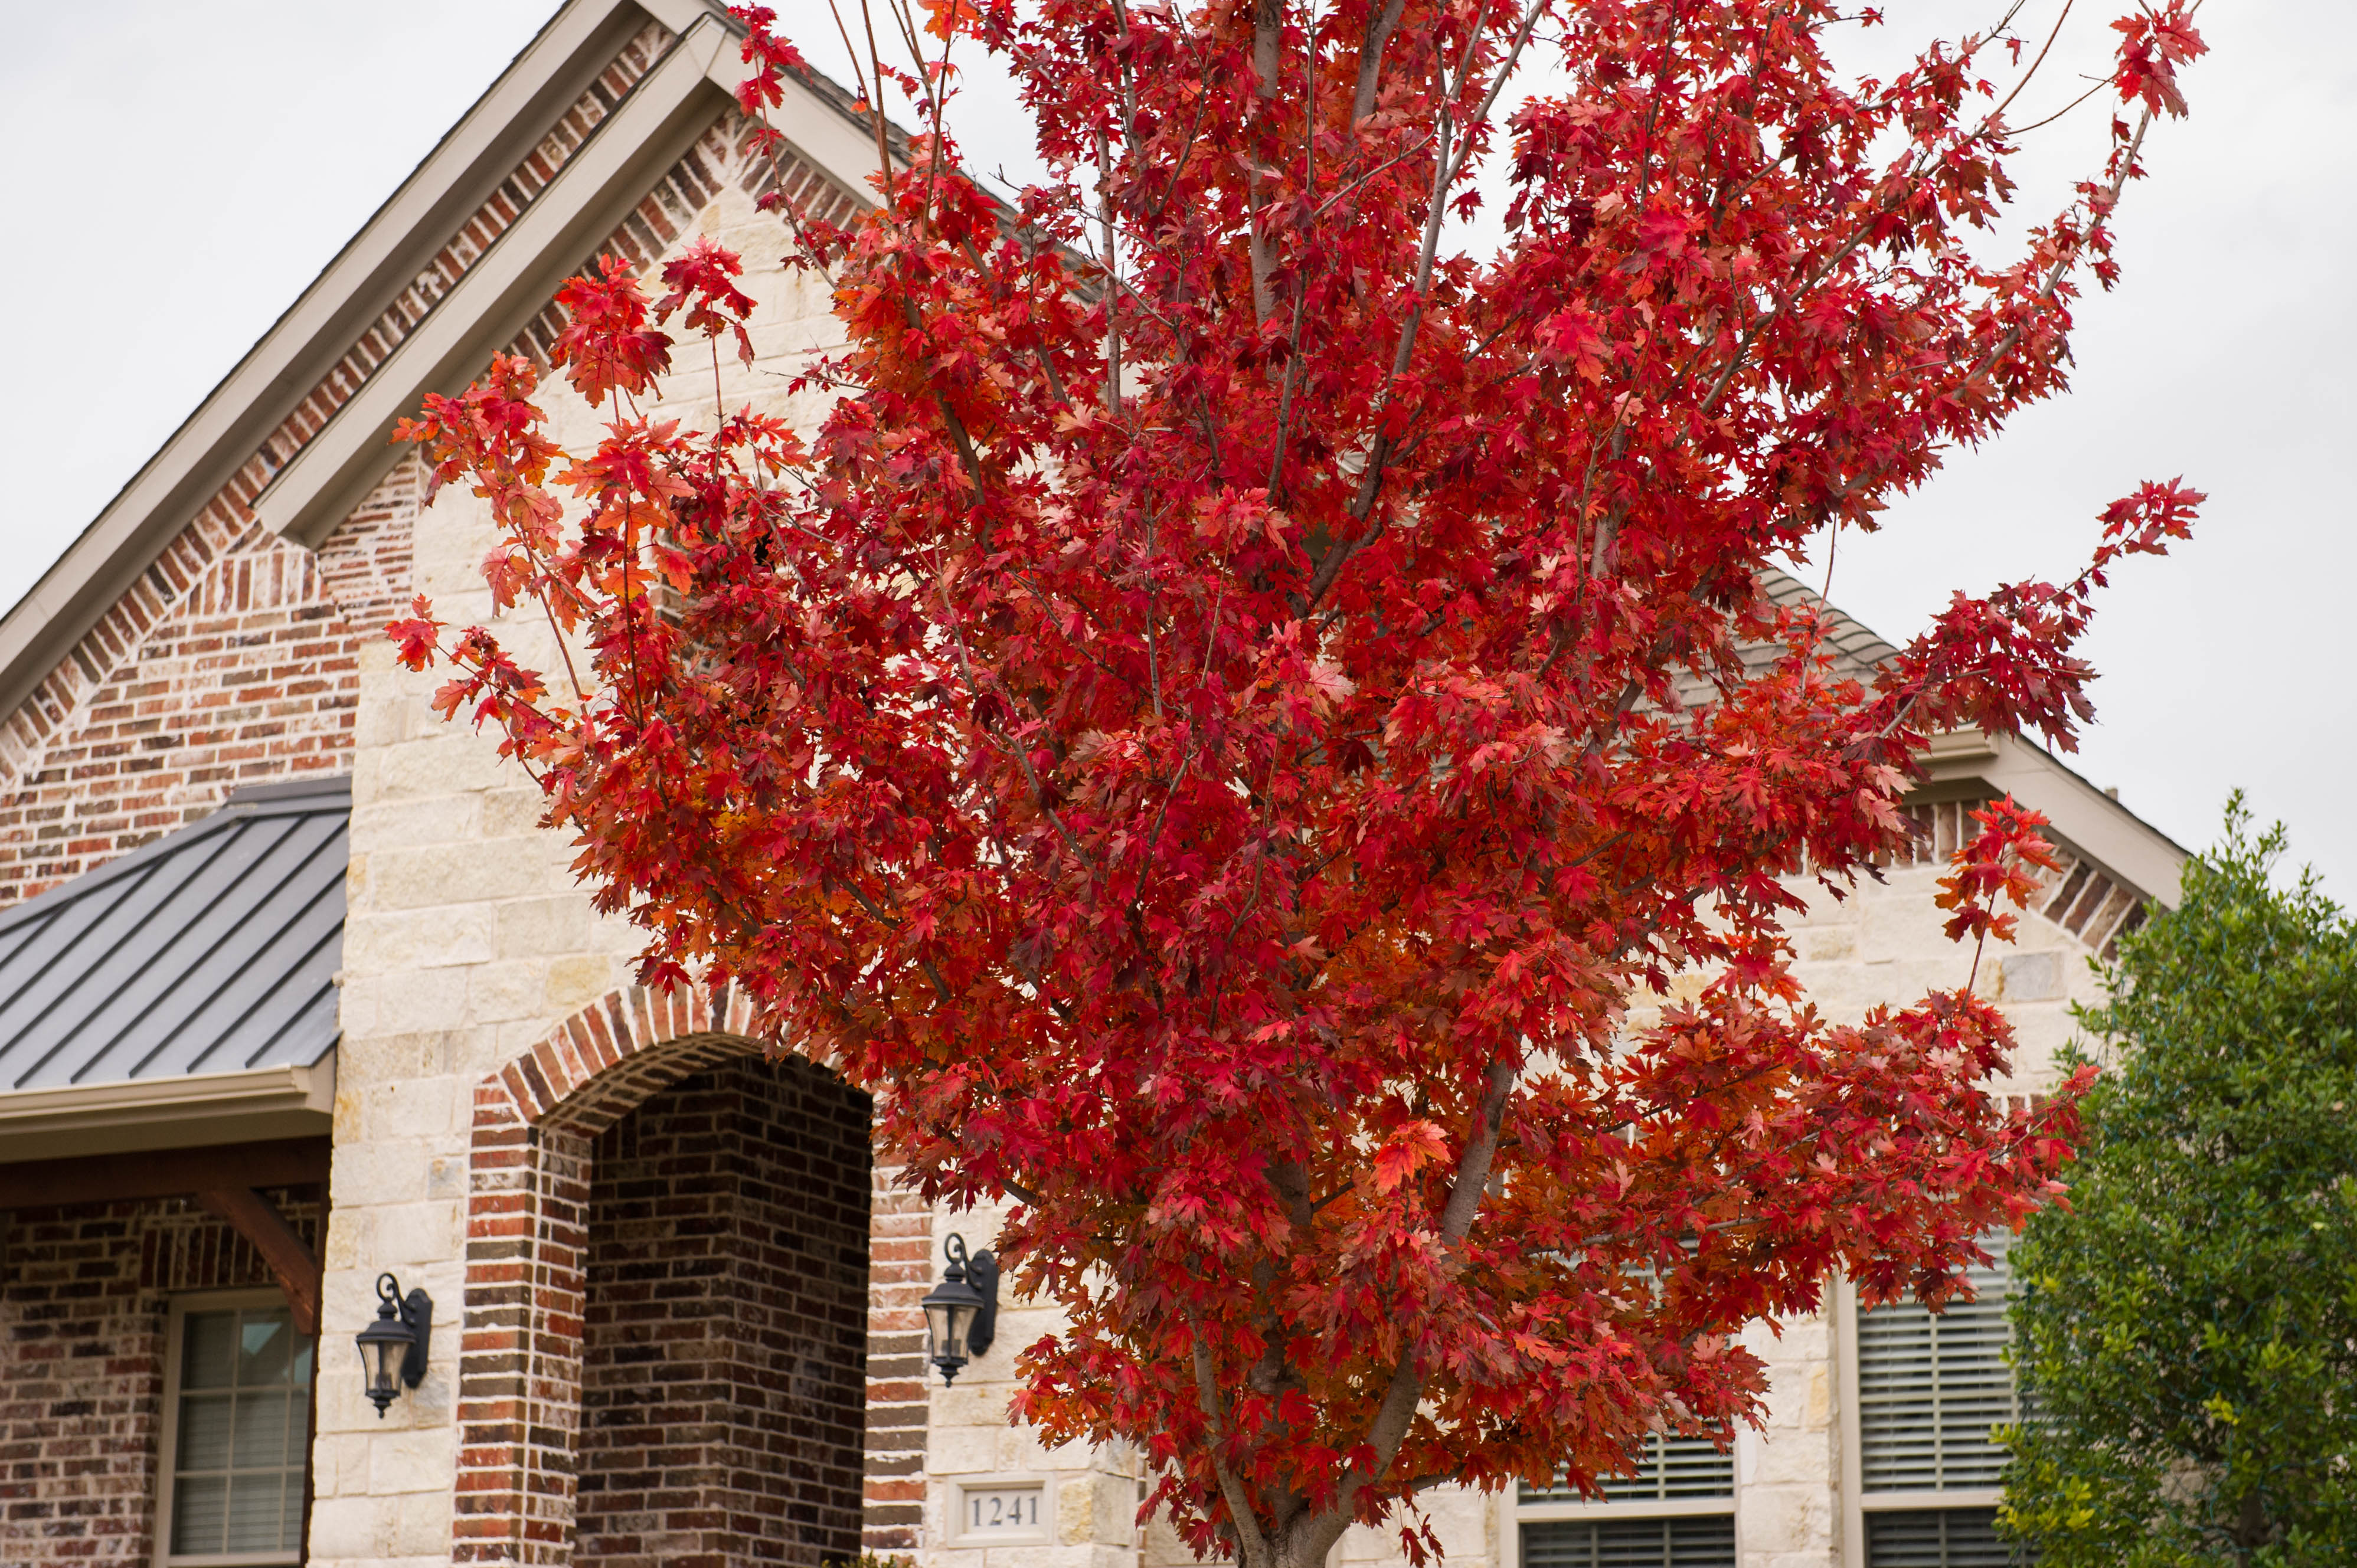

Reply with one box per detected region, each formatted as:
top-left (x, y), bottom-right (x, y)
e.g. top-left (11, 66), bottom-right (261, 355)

top-left (962, 1239), bottom-right (1000, 1359)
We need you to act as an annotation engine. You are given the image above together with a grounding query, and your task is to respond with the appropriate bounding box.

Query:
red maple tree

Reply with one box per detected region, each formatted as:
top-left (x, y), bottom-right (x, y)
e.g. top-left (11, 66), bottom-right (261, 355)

top-left (394, 2), bottom-right (2205, 1562)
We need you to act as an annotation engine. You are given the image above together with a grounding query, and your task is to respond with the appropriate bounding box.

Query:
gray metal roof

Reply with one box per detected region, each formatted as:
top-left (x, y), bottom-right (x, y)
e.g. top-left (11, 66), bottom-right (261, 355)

top-left (0, 775), bottom-right (347, 1091)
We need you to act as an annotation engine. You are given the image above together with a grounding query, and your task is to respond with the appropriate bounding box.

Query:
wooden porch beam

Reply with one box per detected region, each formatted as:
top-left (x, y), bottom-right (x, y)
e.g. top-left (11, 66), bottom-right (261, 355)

top-left (0, 1135), bottom-right (328, 1209)
top-left (194, 1187), bottom-right (323, 1335)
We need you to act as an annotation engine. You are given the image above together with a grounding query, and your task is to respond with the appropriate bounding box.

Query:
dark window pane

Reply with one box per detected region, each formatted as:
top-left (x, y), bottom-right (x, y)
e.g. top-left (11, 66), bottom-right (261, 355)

top-left (171, 1474), bottom-right (228, 1556)
top-left (1522, 1513), bottom-right (1737, 1568)
top-left (1865, 1507), bottom-right (2033, 1567)
top-left (181, 1311), bottom-right (237, 1390)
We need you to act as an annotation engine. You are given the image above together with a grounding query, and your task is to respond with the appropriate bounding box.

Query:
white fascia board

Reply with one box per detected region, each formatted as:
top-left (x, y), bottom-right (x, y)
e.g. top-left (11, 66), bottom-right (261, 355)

top-left (0, 1059), bottom-right (335, 1163)
top-left (638, 0), bottom-right (901, 189)
top-left (1920, 729), bottom-right (2186, 908)
top-left (257, 8), bottom-right (897, 548)
top-left (256, 14), bottom-right (750, 547)
top-left (0, 0), bottom-right (656, 723)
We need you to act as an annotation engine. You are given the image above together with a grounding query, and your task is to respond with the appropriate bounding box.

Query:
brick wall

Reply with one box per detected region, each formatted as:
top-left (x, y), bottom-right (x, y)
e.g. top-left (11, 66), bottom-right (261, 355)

top-left (0, 460), bottom-right (421, 911)
top-left (0, 1189), bottom-right (324, 1568)
top-left (575, 1055), bottom-right (871, 1568)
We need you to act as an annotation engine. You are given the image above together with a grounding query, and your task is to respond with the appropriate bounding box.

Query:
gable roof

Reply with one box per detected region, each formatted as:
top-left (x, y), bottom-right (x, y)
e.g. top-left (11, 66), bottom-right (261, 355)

top-left (0, 0), bottom-right (882, 725)
top-left (0, 774), bottom-right (349, 1095)
top-left (1757, 567), bottom-right (2187, 909)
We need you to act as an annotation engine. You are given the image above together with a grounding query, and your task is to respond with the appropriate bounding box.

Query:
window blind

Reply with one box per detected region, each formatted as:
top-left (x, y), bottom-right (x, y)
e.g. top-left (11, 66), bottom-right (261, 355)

top-left (168, 1305), bottom-right (313, 1562)
top-left (1521, 1513), bottom-right (1737, 1568)
top-left (1521, 1432), bottom-right (1735, 1504)
top-left (1857, 1235), bottom-right (2016, 1492)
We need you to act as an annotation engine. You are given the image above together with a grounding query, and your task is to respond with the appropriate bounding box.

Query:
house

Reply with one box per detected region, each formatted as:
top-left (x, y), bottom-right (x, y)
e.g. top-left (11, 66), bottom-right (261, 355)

top-left (0, 4), bottom-right (2188, 1567)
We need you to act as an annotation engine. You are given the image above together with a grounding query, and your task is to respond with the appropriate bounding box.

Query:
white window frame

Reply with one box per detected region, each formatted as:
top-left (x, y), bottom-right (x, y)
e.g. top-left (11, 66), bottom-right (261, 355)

top-left (1503, 1435), bottom-right (1739, 1568)
top-left (1835, 1261), bottom-right (2012, 1568)
top-left (151, 1288), bottom-right (314, 1568)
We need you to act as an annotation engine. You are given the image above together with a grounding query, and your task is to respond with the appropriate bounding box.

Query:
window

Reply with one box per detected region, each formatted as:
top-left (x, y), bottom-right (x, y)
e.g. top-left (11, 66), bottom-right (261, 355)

top-left (1839, 1234), bottom-right (2031, 1567)
top-left (1514, 1432), bottom-right (1737, 1568)
top-left (155, 1293), bottom-right (315, 1567)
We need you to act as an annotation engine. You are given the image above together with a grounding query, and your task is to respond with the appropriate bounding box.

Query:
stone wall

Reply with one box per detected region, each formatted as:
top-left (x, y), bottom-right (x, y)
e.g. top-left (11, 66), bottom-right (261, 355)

top-left (0, 1190), bottom-right (324, 1568)
top-left (0, 467), bottom-right (421, 912)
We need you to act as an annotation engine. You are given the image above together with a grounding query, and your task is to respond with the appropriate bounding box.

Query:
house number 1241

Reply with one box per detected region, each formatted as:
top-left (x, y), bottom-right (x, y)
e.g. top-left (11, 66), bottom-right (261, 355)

top-left (965, 1487), bottom-right (1042, 1533)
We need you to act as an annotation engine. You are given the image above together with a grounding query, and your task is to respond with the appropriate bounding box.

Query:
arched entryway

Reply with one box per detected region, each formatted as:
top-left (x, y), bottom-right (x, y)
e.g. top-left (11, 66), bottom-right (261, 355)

top-left (451, 986), bottom-right (932, 1567)
top-left (576, 1055), bottom-right (871, 1565)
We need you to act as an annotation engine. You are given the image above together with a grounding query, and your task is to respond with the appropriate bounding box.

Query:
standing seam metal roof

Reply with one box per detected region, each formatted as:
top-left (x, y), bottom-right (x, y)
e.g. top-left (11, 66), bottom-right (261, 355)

top-left (0, 774), bottom-right (348, 1092)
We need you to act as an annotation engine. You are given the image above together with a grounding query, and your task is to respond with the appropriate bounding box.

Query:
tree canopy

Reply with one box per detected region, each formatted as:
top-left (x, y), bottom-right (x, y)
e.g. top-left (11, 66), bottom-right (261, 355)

top-left (393, 1), bottom-right (2205, 1562)
top-left (2003, 801), bottom-right (2357, 1567)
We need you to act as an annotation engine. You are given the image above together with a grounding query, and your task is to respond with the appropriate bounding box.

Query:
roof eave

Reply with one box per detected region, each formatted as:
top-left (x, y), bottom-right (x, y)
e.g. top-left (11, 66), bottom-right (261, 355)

top-left (1917, 728), bottom-right (2187, 908)
top-left (0, 1057), bottom-right (335, 1163)
top-left (0, 0), bottom-right (676, 722)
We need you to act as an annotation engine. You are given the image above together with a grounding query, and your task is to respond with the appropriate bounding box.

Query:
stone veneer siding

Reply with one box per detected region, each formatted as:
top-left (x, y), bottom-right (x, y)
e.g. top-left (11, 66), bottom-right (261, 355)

top-left (576, 1055), bottom-right (871, 1568)
top-left (0, 1190), bottom-right (325, 1568)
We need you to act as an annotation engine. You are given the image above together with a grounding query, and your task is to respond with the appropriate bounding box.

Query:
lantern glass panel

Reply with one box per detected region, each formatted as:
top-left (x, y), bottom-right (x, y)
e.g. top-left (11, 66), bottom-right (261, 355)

top-left (357, 1320), bottom-right (410, 1402)
top-left (927, 1298), bottom-right (973, 1364)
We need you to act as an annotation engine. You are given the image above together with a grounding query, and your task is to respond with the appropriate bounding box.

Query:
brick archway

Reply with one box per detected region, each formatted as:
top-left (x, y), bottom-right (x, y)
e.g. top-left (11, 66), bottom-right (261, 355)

top-left (454, 986), bottom-right (931, 1566)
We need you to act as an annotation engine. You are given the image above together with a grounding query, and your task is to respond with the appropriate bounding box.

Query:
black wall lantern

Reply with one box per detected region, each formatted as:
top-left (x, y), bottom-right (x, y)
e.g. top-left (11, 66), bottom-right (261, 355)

top-left (355, 1272), bottom-right (433, 1417)
top-left (920, 1233), bottom-right (999, 1385)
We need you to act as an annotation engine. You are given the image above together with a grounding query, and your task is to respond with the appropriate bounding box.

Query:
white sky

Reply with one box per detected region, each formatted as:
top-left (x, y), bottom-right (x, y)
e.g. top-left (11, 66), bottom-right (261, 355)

top-left (3, 2), bottom-right (2349, 894)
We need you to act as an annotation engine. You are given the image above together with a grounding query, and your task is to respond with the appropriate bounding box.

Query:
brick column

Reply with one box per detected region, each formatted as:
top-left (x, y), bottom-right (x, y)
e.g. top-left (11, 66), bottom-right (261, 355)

top-left (864, 1167), bottom-right (935, 1556)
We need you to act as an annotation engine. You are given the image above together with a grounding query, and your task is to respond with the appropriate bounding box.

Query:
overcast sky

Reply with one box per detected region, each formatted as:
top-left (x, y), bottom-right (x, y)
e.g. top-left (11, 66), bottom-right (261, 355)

top-left (3, 2), bottom-right (2350, 895)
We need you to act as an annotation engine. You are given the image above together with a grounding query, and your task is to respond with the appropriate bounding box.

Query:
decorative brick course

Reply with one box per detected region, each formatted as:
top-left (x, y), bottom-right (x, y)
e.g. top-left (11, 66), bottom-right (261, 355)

top-left (0, 1190), bottom-right (325, 1568)
top-left (0, 467), bottom-right (417, 908)
top-left (460, 987), bottom-right (926, 1566)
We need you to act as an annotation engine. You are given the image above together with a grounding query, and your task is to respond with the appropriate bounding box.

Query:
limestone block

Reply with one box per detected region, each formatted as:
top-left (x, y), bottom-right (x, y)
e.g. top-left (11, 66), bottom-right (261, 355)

top-left (310, 1430), bottom-right (370, 1497)
top-left (466, 960), bottom-right (548, 1023)
top-left (369, 1197), bottom-right (463, 1268)
top-left (365, 1427), bottom-right (449, 1494)
top-left (1796, 925), bottom-right (1857, 961)
top-left (339, 967), bottom-right (468, 1036)
top-left (373, 732), bottom-right (516, 801)
top-left (480, 784), bottom-right (553, 837)
top-left (350, 791), bottom-right (482, 847)
top-left (319, 1196), bottom-right (369, 1271)
top-left (1751, 1418), bottom-right (1835, 1487)
top-left (1739, 1484), bottom-right (1834, 1559)
top-left (305, 1495), bottom-right (387, 1560)
top-left (344, 905), bottom-right (495, 972)
top-left (341, 1030), bottom-right (463, 1082)
top-left (388, 1481), bottom-right (455, 1555)
top-left (331, 1138), bottom-right (433, 1206)
top-left (928, 1423), bottom-right (999, 1475)
top-left (368, 1073), bottom-right (459, 1140)
top-left (544, 952), bottom-right (623, 1013)
top-left (367, 839), bottom-right (563, 909)
top-left (495, 893), bottom-right (594, 958)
